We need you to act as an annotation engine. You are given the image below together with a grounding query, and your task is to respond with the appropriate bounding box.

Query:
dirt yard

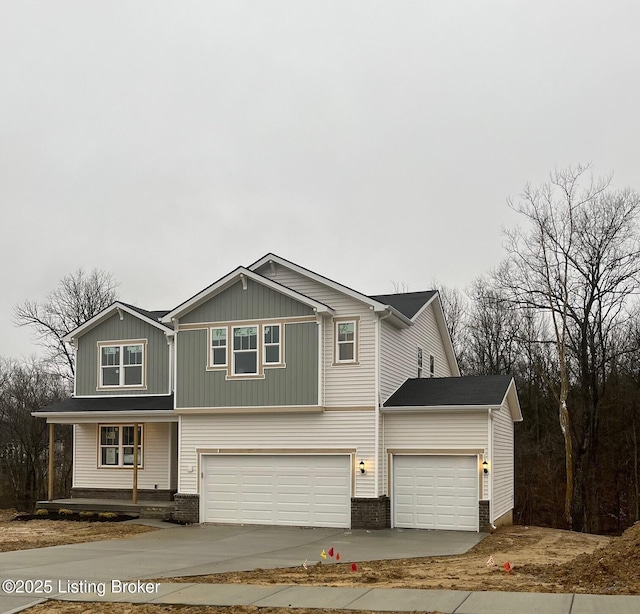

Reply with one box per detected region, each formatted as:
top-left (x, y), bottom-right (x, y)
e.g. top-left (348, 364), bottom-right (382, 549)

top-left (14, 517), bottom-right (640, 614)
top-left (0, 509), bottom-right (157, 552)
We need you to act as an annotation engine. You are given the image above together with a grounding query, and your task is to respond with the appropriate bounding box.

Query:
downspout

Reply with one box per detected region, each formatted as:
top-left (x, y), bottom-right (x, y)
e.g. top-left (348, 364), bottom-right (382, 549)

top-left (488, 408), bottom-right (496, 529)
top-left (374, 308), bottom-right (393, 498)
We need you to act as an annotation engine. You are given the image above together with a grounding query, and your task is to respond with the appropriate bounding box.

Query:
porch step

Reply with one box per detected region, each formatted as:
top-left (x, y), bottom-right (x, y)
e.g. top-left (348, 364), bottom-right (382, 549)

top-left (36, 499), bottom-right (175, 520)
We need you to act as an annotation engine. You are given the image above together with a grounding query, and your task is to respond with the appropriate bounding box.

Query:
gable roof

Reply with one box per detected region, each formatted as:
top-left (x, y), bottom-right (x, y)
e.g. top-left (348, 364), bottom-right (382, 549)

top-left (120, 302), bottom-right (170, 322)
top-left (249, 253), bottom-right (413, 328)
top-left (62, 301), bottom-right (174, 343)
top-left (383, 375), bottom-right (522, 421)
top-left (161, 266), bottom-right (334, 323)
top-left (368, 291), bottom-right (437, 319)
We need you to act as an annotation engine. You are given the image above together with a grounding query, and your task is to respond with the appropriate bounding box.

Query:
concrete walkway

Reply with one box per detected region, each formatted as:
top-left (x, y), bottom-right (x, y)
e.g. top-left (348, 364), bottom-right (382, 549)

top-left (4, 583), bottom-right (640, 614)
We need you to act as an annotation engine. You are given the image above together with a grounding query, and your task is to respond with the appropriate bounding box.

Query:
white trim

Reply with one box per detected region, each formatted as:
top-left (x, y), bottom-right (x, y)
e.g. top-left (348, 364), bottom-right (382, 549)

top-left (97, 340), bottom-right (146, 389)
top-left (177, 414), bottom-right (183, 493)
top-left (210, 326), bottom-right (228, 367)
top-left (70, 393), bottom-right (171, 399)
top-left (231, 324), bottom-right (259, 376)
top-left (335, 319), bottom-right (357, 364)
top-left (162, 267), bottom-right (334, 323)
top-left (98, 424), bottom-right (143, 468)
top-left (262, 323), bottom-right (282, 366)
top-left (63, 302), bottom-right (172, 343)
top-left (249, 254), bottom-right (412, 327)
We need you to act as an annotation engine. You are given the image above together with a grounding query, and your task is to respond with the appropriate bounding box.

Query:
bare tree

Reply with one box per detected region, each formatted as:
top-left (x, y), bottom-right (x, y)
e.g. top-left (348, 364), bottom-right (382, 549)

top-left (0, 359), bottom-right (68, 510)
top-left (499, 164), bottom-right (640, 531)
top-left (14, 269), bottom-right (118, 382)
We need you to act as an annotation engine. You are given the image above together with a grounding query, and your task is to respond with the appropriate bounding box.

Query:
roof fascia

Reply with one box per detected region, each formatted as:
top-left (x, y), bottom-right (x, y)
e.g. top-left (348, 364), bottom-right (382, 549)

top-left (63, 302), bottom-right (173, 343)
top-left (381, 405), bottom-right (498, 413)
top-left (249, 254), bottom-right (412, 327)
top-left (31, 410), bottom-right (179, 424)
top-left (500, 378), bottom-right (523, 422)
top-left (161, 267), bottom-right (334, 324)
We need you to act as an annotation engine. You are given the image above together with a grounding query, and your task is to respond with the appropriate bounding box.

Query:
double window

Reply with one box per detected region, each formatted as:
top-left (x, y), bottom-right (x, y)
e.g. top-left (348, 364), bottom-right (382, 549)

top-left (99, 425), bottom-right (142, 467)
top-left (99, 341), bottom-right (145, 388)
top-left (209, 323), bottom-right (283, 376)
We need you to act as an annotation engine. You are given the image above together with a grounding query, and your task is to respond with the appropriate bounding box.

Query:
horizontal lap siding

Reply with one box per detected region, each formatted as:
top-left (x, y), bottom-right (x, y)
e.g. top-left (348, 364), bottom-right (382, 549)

top-left (383, 411), bottom-right (487, 494)
top-left (179, 411), bottom-right (375, 497)
top-left (257, 265), bottom-right (375, 407)
top-left (380, 304), bottom-right (453, 404)
top-left (76, 312), bottom-right (170, 396)
top-left (492, 402), bottom-right (515, 520)
top-left (73, 422), bottom-right (172, 490)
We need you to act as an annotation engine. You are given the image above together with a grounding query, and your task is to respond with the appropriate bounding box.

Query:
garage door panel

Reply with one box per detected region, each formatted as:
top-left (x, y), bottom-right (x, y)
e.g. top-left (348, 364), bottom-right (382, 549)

top-left (394, 455), bottom-right (478, 531)
top-left (203, 455), bottom-right (350, 528)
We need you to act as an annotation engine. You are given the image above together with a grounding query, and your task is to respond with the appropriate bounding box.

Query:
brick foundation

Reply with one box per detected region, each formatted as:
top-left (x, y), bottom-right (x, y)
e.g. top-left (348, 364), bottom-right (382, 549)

top-left (479, 500), bottom-right (491, 532)
top-left (71, 488), bottom-right (175, 502)
top-left (173, 493), bottom-right (200, 524)
top-left (351, 496), bottom-right (390, 529)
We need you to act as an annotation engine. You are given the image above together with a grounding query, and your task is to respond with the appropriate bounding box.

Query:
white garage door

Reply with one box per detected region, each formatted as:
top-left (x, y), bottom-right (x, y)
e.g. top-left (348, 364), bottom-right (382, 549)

top-left (393, 455), bottom-right (478, 531)
top-left (202, 454), bottom-right (351, 528)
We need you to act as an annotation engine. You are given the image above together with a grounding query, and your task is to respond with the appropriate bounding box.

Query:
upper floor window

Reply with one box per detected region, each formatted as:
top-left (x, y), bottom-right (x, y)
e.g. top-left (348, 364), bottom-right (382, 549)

top-left (99, 341), bottom-right (145, 388)
top-left (417, 346), bottom-right (423, 378)
top-left (211, 327), bottom-right (227, 367)
top-left (99, 425), bottom-right (142, 467)
top-left (429, 354), bottom-right (435, 377)
top-left (233, 326), bottom-right (258, 375)
top-left (335, 319), bottom-right (357, 363)
top-left (264, 324), bottom-right (281, 364)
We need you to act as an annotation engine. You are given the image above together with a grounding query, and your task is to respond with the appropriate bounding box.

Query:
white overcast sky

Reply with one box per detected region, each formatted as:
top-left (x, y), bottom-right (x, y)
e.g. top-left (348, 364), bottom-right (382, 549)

top-left (2, 1), bottom-right (639, 359)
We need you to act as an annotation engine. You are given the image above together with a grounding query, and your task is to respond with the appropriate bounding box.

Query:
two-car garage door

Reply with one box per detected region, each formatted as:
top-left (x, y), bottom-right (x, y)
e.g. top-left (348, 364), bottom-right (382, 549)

top-left (201, 454), bottom-right (351, 528)
top-left (393, 455), bottom-right (479, 531)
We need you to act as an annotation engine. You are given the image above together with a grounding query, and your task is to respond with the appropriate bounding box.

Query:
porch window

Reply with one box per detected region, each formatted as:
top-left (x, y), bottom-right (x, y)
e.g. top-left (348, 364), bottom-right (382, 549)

top-left (99, 425), bottom-right (142, 467)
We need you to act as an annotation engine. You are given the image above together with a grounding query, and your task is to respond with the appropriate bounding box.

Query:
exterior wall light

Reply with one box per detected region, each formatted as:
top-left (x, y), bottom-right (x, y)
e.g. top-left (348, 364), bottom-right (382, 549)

top-left (359, 460), bottom-right (366, 474)
top-left (482, 460), bottom-right (489, 474)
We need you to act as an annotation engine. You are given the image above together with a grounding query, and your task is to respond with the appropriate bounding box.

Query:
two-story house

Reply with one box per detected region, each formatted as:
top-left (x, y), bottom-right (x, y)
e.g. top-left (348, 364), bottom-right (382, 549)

top-left (36, 254), bottom-right (522, 531)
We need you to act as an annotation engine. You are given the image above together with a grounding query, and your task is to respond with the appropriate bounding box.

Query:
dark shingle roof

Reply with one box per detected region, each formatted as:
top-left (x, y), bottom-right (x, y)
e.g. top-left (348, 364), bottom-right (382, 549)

top-left (384, 375), bottom-right (514, 407)
top-left (119, 302), bottom-right (170, 322)
top-left (368, 291), bottom-right (437, 319)
top-left (37, 395), bottom-right (174, 413)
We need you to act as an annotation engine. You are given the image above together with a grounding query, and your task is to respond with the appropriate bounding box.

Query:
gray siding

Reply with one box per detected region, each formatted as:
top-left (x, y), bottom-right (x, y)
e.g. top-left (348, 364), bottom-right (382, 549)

top-left (180, 278), bottom-right (314, 324)
top-left (177, 322), bottom-right (318, 407)
top-left (76, 312), bottom-right (170, 396)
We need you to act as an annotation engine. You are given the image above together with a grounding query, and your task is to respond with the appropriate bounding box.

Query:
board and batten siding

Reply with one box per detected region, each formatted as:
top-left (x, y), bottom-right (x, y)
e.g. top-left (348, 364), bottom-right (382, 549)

top-left (176, 322), bottom-right (318, 407)
top-left (75, 311), bottom-right (170, 396)
top-left (179, 411), bottom-right (376, 498)
top-left (179, 278), bottom-right (314, 324)
top-left (73, 422), bottom-right (173, 490)
top-left (256, 264), bottom-right (376, 407)
top-left (382, 411), bottom-right (488, 495)
top-left (491, 402), bottom-right (515, 521)
top-left (380, 303), bottom-right (453, 404)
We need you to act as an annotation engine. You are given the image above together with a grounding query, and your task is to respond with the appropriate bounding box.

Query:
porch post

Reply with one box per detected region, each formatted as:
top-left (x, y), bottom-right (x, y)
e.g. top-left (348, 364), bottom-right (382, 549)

top-left (132, 422), bottom-right (139, 504)
top-left (48, 423), bottom-right (54, 502)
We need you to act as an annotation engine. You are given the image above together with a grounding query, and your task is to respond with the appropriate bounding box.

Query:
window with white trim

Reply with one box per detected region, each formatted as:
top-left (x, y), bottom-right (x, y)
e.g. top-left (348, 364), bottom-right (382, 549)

top-left (100, 343), bottom-right (144, 387)
top-left (336, 320), bottom-right (356, 363)
top-left (429, 354), bottom-right (435, 377)
top-left (233, 325), bottom-right (258, 375)
top-left (417, 346), bottom-right (423, 378)
top-left (99, 425), bottom-right (142, 467)
top-left (210, 327), bottom-right (227, 366)
top-left (263, 324), bottom-right (281, 364)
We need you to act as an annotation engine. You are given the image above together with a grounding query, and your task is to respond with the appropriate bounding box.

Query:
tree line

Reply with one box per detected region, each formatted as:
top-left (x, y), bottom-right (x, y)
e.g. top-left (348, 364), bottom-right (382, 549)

top-left (2, 165), bottom-right (640, 534)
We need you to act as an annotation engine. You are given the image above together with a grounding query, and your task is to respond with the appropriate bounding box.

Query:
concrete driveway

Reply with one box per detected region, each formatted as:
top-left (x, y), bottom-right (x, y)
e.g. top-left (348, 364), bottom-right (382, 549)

top-left (0, 522), bottom-right (485, 582)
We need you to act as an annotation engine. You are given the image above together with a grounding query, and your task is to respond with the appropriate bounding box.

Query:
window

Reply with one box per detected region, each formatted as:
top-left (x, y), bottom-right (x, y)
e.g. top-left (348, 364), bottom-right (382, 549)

top-left (417, 347), bottom-right (423, 378)
top-left (430, 354), bottom-right (435, 377)
top-left (99, 342), bottom-right (145, 388)
top-left (99, 425), bottom-right (142, 467)
top-left (233, 326), bottom-right (258, 375)
top-left (264, 324), bottom-right (281, 364)
top-left (211, 327), bottom-right (227, 366)
top-left (335, 320), bottom-right (357, 363)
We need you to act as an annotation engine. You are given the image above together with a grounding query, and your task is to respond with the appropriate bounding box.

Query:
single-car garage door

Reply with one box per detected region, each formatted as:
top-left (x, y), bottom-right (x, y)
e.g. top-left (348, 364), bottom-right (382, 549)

top-left (202, 454), bottom-right (351, 528)
top-left (393, 455), bottom-right (478, 531)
